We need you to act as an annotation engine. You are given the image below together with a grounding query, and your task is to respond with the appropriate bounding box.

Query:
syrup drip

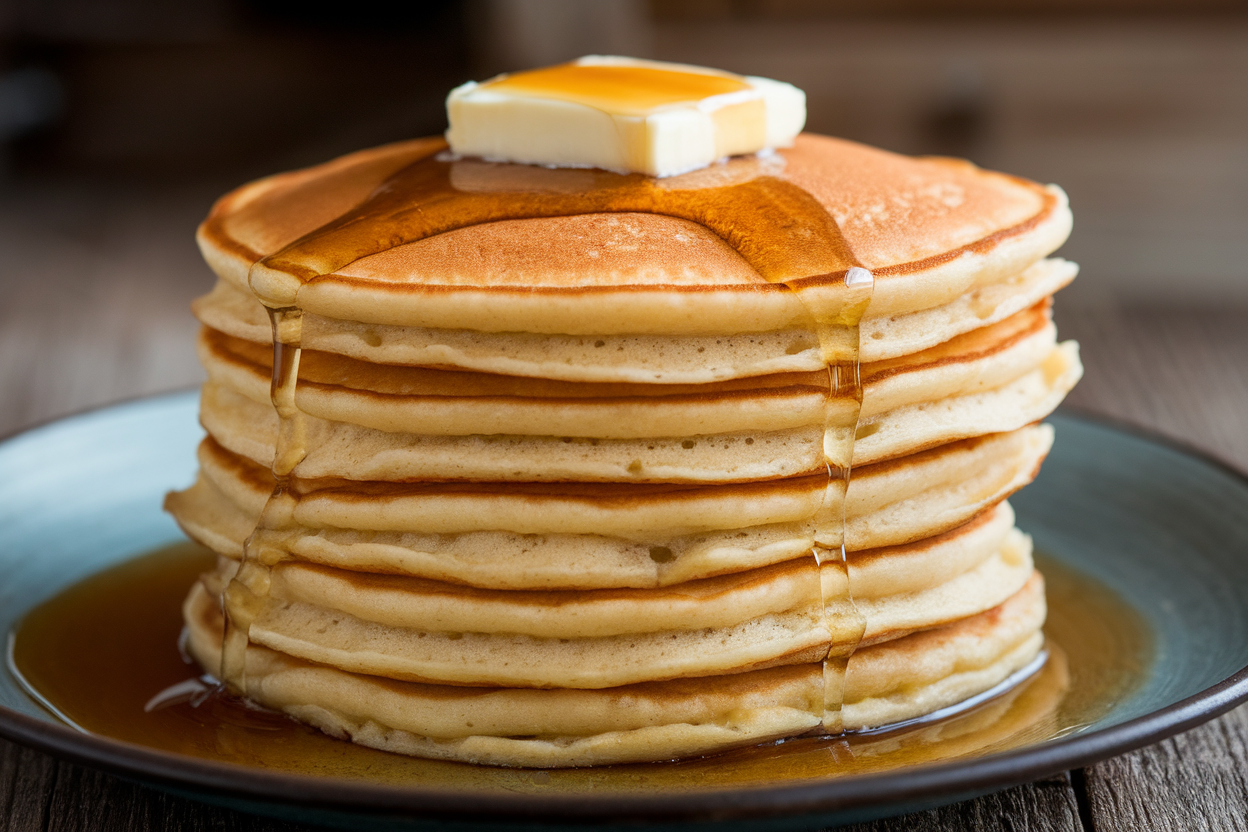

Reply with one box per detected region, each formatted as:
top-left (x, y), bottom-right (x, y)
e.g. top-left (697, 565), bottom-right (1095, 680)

top-left (220, 143), bottom-right (875, 733)
top-left (219, 307), bottom-right (305, 691)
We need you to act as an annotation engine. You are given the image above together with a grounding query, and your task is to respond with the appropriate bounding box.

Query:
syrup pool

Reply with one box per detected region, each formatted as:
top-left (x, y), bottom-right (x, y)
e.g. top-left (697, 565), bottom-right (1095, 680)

top-left (7, 542), bottom-right (1151, 793)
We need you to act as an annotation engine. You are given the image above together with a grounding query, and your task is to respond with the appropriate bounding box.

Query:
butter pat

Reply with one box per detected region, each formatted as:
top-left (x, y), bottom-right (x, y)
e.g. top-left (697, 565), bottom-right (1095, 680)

top-left (445, 56), bottom-right (805, 177)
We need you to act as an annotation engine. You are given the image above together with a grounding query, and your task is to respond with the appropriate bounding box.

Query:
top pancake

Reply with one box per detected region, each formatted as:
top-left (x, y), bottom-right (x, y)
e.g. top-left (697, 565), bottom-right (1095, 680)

top-left (198, 135), bottom-right (1071, 333)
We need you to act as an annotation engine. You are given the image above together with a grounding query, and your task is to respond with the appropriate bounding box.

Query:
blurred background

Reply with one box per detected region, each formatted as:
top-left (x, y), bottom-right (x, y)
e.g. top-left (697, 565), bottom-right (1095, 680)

top-left (2, 0), bottom-right (1247, 451)
top-left (5, 6), bottom-right (1248, 826)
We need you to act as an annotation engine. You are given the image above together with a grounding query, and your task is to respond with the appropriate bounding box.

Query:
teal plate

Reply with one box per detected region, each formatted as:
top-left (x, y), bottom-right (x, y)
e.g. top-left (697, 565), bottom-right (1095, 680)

top-left (1, 392), bottom-right (1247, 830)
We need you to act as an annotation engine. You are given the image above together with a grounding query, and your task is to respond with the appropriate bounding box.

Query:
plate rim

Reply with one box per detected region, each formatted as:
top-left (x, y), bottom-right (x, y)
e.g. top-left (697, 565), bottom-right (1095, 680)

top-left (2, 394), bottom-right (1247, 823)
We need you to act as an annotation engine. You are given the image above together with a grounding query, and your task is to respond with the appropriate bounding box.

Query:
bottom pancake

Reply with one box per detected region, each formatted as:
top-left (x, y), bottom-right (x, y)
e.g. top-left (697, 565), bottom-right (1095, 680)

top-left (183, 572), bottom-right (1046, 767)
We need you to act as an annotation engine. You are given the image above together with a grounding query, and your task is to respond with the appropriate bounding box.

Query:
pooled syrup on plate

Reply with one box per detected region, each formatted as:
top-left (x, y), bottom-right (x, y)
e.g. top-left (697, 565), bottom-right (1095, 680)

top-left (221, 143), bottom-right (874, 733)
top-left (8, 543), bottom-right (1150, 788)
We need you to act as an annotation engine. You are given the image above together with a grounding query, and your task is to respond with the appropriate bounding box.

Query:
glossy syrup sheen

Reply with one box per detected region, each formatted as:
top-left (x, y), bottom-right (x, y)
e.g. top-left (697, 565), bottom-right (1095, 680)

top-left (9, 543), bottom-right (1151, 793)
top-left (254, 151), bottom-right (861, 289)
top-left (224, 146), bottom-right (874, 734)
top-left (484, 63), bottom-right (753, 115)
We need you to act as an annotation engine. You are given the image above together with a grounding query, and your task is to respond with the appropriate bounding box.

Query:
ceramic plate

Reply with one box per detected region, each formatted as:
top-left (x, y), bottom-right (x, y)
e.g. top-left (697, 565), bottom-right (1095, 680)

top-left (2, 392), bottom-right (1247, 830)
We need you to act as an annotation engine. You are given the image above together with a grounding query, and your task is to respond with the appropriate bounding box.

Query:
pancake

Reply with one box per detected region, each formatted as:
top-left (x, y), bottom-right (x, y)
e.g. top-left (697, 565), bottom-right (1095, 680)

top-left (168, 424), bottom-right (1051, 560)
top-left (197, 136), bottom-right (1071, 330)
top-left (194, 300), bottom-right (1079, 479)
top-left (182, 570), bottom-right (1047, 766)
top-left (196, 328), bottom-right (1075, 467)
top-left (219, 530), bottom-right (1029, 689)
top-left (190, 257), bottom-right (1077, 379)
top-left (191, 500), bottom-right (1029, 663)
top-left (168, 114), bottom-right (1080, 767)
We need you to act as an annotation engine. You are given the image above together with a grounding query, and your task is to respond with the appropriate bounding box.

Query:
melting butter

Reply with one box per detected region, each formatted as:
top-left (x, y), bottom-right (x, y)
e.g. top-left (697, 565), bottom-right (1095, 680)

top-left (446, 56), bottom-right (805, 177)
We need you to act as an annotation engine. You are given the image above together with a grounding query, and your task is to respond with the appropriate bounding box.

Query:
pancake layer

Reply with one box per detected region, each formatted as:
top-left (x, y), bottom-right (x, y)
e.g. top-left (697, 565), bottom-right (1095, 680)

top-left (197, 136), bottom-right (1072, 330)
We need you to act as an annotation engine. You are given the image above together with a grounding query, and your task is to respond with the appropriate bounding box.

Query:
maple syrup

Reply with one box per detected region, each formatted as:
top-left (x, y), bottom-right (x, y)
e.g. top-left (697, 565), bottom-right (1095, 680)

top-left (484, 63), bottom-right (752, 116)
top-left (220, 145), bottom-right (875, 732)
top-left (8, 542), bottom-right (1150, 790)
top-left (220, 306), bottom-right (306, 691)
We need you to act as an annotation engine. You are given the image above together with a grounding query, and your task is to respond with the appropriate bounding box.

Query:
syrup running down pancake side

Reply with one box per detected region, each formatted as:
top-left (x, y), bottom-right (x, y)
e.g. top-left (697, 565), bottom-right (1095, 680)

top-left (220, 141), bottom-right (878, 740)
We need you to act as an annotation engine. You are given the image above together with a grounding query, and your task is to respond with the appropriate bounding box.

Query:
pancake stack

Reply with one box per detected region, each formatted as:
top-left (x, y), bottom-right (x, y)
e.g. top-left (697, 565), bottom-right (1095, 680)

top-left (167, 132), bottom-right (1081, 767)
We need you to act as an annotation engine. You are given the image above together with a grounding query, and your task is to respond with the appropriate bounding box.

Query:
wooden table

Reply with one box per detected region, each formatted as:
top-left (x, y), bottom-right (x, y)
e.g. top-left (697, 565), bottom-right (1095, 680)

top-left (2, 183), bottom-right (1246, 831)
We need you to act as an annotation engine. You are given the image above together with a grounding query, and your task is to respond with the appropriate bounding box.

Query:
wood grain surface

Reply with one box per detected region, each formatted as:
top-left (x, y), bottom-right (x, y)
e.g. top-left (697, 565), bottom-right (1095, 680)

top-left (1, 185), bottom-right (1246, 830)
